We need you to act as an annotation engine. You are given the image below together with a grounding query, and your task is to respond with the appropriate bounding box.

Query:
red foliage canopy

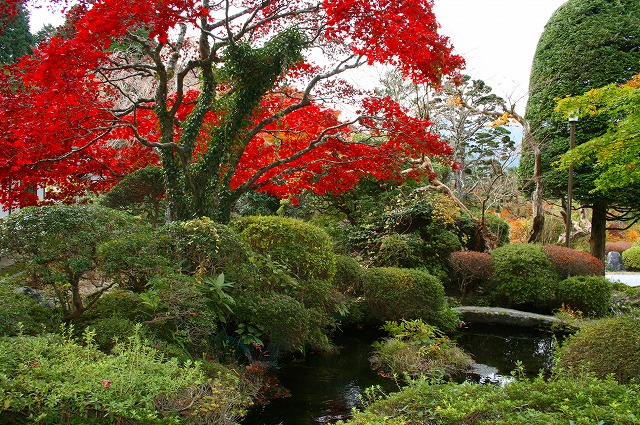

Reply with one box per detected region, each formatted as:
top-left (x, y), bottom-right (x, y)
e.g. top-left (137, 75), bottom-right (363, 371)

top-left (0, 0), bottom-right (464, 215)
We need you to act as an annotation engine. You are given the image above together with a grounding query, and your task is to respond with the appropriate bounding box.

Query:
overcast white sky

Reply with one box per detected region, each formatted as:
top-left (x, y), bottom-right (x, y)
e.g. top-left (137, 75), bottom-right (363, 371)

top-left (28, 0), bottom-right (567, 112)
top-left (434, 0), bottom-right (567, 110)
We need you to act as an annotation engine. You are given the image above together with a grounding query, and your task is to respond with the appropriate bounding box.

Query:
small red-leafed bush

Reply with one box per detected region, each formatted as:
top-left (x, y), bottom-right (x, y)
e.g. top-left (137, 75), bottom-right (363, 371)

top-left (449, 251), bottom-right (493, 299)
top-left (543, 245), bottom-right (604, 278)
top-left (605, 241), bottom-right (634, 255)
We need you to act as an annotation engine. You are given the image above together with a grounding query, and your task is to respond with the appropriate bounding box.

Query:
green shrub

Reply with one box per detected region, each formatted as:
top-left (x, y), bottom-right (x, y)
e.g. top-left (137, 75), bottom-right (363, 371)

top-left (85, 317), bottom-right (138, 352)
top-left (0, 329), bottom-right (255, 425)
top-left (332, 255), bottom-right (365, 296)
top-left (371, 319), bottom-right (473, 380)
top-left (342, 374), bottom-right (640, 425)
top-left (145, 274), bottom-right (228, 357)
top-left (448, 251), bottom-right (493, 299)
top-left (0, 284), bottom-right (58, 336)
top-left (0, 204), bottom-right (140, 320)
top-left (490, 243), bottom-right (560, 310)
top-left (554, 316), bottom-right (640, 383)
top-left (160, 218), bottom-right (254, 281)
top-left (362, 267), bottom-right (457, 331)
top-left (554, 276), bottom-right (612, 317)
top-left (101, 165), bottom-right (166, 226)
top-left (231, 215), bottom-right (337, 282)
top-left (543, 245), bottom-right (604, 278)
top-left (622, 246), bottom-right (640, 271)
top-left (97, 230), bottom-right (173, 292)
top-left (374, 233), bottom-right (425, 268)
top-left (233, 292), bottom-right (313, 354)
top-left (79, 290), bottom-right (150, 324)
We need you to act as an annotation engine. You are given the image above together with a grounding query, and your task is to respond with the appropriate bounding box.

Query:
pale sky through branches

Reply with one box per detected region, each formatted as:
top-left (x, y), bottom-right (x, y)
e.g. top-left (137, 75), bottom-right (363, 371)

top-left (27, 0), bottom-right (567, 112)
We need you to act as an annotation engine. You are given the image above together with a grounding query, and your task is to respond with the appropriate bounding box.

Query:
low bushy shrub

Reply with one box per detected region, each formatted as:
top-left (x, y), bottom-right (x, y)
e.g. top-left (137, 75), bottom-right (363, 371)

top-left (97, 230), bottom-right (173, 292)
top-left (553, 276), bottom-right (612, 317)
top-left (231, 216), bottom-right (337, 281)
top-left (0, 330), bottom-right (255, 425)
top-left (233, 292), bottom-right (313, 354)
top-left (448, 251), bottom-right (493, 299)
top-left (343, 374), bottom-right (640, 424)
top-left (362, 267), bottom-right (457, 331)
top-left (543, 245), bottom-right (604, 278)
top-left (371, 319), bottom-right (473, 380)
top-left (374, 233), bottom-right (425, 268)
top-left (554, 316), bottom-right (640, 383)
top-left (621, 246), bottom-right (640, 271)
top-left (160, 218), bottom-right (253, 280)
top-left (332, 255), bottom-right (365, 296)
top-left (0, 284), bottom-right (58, 336)
top-left (605, 241), bottom-right (634, 254)
top-left (490, 243), bottom-right (560, 310)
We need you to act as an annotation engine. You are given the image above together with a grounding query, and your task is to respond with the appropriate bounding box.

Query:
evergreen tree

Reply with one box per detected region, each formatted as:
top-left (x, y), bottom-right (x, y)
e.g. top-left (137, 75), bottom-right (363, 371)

top-left (521, 0), bottom-right (640, 259)
top-left (0, 1), bottom-right (32, 63)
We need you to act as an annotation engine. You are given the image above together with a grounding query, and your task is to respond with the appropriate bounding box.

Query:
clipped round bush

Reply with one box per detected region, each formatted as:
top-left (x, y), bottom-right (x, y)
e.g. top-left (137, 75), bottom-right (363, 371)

top-left (362, 267), bottom-right (455, 331)
top-left (621, 246), bottom-right (640, 271)
top-left (160, 217), bottom-right (253, 280)
top-left (448, 251), bottom-right (493, 299)
top-left (555, 317), bottom-right (640, 383)
top-left (490, 243), bottom-right (560, 310)
top-left (374, 233), bottom-right (425, 268)
top-left (554, 276), bottom-right (612, 317)
top-left (231, 216), bottom-right (336, 281)
top-left (605, 241), bottom-right (634, 255)
top-left (332, 255), bottom-right (365, 295)
top-left (101, 165), bottom-right (166, 226)
top-left (233, 292), bottom-right (312, 354)
top-left (543, 245), bottom-right (604, 278)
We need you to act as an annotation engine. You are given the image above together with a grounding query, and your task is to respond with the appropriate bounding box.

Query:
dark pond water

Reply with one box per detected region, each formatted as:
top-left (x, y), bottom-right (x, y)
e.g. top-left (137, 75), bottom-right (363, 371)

top-left (242, 324), bottom-right (557, 425)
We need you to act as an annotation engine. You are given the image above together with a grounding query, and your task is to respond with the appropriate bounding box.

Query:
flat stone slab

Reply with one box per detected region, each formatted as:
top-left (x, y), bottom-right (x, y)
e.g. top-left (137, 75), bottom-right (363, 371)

top-left (454, 306), bottom-right (568, 330)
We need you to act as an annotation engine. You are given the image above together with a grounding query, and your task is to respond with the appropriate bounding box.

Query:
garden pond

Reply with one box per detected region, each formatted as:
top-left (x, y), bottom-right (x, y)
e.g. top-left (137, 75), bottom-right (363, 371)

top-left (242, 324), bottom-right (558, 425)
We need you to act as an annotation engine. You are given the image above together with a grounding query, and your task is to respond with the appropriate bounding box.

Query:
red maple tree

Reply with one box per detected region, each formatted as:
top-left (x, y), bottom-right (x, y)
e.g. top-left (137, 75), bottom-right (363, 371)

top-left (0, 0), bottom-right (464, 221)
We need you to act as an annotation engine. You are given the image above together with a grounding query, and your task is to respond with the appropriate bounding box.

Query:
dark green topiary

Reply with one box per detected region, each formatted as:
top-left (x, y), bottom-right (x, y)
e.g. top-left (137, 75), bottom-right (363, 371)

top-left (555, 316), bottom-right (640, 383)
top-left (622, 246), bottom-right (640, 271)
top-left (231, 216), bottom-right (337, 281)
top-left (159, 217), bottom-right (254, 282)
top-left (362, 267), bottom-right (457, 331)
top-left (233, 292), bottom-right (312, 354)
top-left (554, 276), bottom-right (612, 317)
top-left (332, 255), bottom-right (365, 296)
top-left (490, 243), bottom-right (560, 310)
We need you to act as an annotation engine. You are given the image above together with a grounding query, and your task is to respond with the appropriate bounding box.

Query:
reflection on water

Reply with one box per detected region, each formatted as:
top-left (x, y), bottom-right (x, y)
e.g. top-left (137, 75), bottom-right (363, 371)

top-left (242, 325), bottom-right (557, 425)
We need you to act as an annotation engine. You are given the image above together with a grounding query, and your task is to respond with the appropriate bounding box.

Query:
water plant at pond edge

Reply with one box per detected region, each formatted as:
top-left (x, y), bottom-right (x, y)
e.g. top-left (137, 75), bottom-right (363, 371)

top-left (340, 373), bottom-right (640, 424)
top-left (370, 319), bottom-right (473, 381)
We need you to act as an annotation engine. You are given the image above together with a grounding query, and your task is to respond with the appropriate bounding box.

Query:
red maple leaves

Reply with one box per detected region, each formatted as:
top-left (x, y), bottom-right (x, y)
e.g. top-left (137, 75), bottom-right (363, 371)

top-left (1, 0), bottom-right (463, 213)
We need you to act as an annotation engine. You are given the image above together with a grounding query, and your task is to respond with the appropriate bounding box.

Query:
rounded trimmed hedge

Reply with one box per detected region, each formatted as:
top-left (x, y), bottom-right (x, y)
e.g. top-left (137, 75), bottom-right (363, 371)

top-left (555, 316), bottom-right (640, 383)
top-left (490, 243), bottom-right (560, 309)
top-left (231, 216), bottom-right (337, 282)
top-left (362, 267), bottom-right (457, 331)
top-left (554, 276), bottom-right (612, 317)
top-left (621, 246), bottom-right (640, 271)
top-left (332, 255), bottom-right (365, 296)
top-left (543, 245), bottom-right (604, 278)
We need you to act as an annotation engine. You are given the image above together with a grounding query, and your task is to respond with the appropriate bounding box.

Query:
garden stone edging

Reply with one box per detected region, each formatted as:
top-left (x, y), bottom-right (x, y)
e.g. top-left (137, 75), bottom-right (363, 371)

top-left (454, 306), bottom-right (568, 329)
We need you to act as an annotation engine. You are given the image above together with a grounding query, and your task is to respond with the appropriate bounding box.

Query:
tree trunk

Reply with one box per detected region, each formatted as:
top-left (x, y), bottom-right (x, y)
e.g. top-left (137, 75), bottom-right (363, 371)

top-left (590, 201), bottom-right (607, 261)
top-left (528, 142), bottom-right (545, 243)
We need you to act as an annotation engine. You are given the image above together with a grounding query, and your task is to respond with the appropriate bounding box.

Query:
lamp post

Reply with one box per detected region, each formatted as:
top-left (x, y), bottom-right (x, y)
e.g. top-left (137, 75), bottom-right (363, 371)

top-left (566, 116), bottom-right (578, 248)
